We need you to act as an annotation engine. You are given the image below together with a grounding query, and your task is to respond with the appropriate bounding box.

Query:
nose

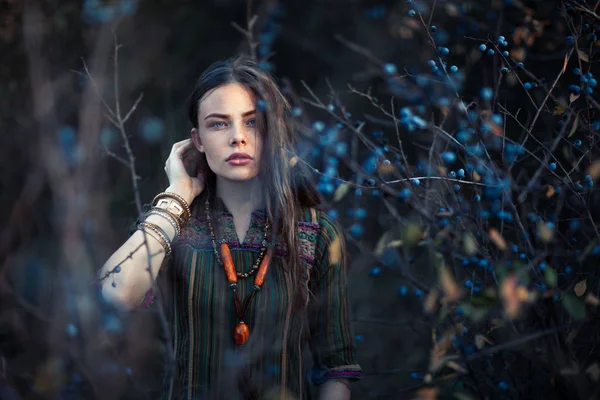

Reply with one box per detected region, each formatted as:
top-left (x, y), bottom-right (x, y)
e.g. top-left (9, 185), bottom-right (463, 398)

top-left (229, 123), bottom-right (248, 146)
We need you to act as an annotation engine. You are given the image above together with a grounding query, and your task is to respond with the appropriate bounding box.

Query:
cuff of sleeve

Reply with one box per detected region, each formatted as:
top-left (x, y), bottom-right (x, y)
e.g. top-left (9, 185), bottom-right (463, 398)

top-left (311, 364), bottom-right (363, 385)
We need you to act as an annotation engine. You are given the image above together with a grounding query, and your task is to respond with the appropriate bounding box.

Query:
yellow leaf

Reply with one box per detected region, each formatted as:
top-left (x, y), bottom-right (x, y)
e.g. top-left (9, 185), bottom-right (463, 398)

top-left (472, 170), bottom-right (481, 182)
top-left (463, 233), bottom-right (478, 255)
top-left (289, 156), bottom-right (298, 167)
top-left (545, 185), bottom-right (556, 198)
top-left (552, 105), bottom-right (566, 115)
top-left (333, 183), bottom-right (350, 202)
top-left (328, 236), bottom-right (341, 265)
top-left (489, 228), bottom-right (507, 250)
top-left (574, 279), bottom-right (587, 296)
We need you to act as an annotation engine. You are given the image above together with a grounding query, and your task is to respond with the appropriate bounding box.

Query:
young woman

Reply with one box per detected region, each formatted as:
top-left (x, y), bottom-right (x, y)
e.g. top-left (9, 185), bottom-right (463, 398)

top-left (99, 56), bottom-right (361, 399)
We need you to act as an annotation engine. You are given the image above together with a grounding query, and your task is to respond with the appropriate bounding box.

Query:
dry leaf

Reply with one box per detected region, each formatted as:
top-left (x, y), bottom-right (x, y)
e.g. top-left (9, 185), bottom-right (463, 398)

top-left (501, 274), bottom-right (527, 319)
top-left (413, 387), bottom-right (438, 400)
top-left (570, 93), bottom-right (580, 104)
top-left (552, 105), bottom-right (566, 115)
top-left (586, 160), bottom-right (600, 180)
top-left (574, 279), bottom-right (587, 296)
top-left (328, 236), bottom-right (341, 265)
top-left (424, 288), bottom-right (440, 313)
top-left (577, 49), bottom-right (589, 63)
top-left (537, 221), bottom-right (555, 242)
top-left (446, 360), bottom-right (468, 374)
top-left (546, 185), bottom-right (556, 198)
top-left (489, 228), bottom-right (507, 250)
top-left (440, 265), bottom-right (463, 303)
top-left (585, 293), bottom-right (599, 306)
top-left (472, 170), bottom-right (481, 182)
top-left (568, 114), bottom-right (579, 137)
top-left (586, 363), bottom-right (600, 382)
top-left (475, 334), bottom-right (493, 349)
top-left (289, 156), bottom-right (298, 167)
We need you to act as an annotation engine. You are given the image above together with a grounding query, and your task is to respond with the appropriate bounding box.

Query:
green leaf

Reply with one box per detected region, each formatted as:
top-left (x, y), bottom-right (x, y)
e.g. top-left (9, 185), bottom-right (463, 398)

top-left (460, 302), bottom-right (488, 322)
top-left (544, 267), bottom-right (557, 287)
top-left (402, 222), bottom-right (422, 246)
top-left (563, 294), bottom-right (586, 320)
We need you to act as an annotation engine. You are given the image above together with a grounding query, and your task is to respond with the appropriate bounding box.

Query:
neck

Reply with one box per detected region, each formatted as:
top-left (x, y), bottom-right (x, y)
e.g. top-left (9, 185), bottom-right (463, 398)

top-left (215, 176), bottom-right (265, 216)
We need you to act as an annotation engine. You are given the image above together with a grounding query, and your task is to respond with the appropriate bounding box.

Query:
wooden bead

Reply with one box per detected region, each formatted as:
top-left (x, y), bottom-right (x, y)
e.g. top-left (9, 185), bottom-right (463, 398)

top-left (221, 243), bottom-right (237, 283)
top-left (234, 322), bottom-right (250, 345)
top-left (254, 248), bottom-right (272, 287)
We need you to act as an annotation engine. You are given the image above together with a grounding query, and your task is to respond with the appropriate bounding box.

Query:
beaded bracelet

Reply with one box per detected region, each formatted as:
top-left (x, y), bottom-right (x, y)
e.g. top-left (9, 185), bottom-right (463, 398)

top-left (146, 208), bottom-right (181, 237)
top-left (138, 221), bottom-right (172, 256)
top-left (152, 192), bottom-right (191, 223)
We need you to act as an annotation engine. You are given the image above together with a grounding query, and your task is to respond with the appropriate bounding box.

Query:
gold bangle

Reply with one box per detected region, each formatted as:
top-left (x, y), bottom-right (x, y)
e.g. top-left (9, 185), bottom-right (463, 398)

top-left (138, 222), bottom-right (172, 256)
top-left (152, 197), bottom-right (189, 225)
top-left (146, 209), bottom-right (181, 237)
top-left (152, 192), bottom-right (191, 221)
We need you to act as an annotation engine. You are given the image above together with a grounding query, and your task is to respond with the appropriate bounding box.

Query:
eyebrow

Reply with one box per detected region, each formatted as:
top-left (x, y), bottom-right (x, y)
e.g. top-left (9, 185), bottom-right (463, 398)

top-left (204, 110), bottom-right (256, 120)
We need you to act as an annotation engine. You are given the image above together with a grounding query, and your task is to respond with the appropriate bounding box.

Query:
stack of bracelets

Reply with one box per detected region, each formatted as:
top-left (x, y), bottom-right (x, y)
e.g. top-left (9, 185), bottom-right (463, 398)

top-left (137, 192), bottom-right (192, 257)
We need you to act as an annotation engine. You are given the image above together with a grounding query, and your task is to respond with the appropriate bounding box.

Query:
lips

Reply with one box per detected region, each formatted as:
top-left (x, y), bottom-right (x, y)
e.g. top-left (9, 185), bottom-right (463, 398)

top-left (226, 152), bottom-right (252, 161)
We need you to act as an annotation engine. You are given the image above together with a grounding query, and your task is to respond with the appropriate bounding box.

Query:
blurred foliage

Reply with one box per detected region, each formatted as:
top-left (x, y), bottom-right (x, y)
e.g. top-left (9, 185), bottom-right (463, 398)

top-left (2, 0), bottom-right (600, 399)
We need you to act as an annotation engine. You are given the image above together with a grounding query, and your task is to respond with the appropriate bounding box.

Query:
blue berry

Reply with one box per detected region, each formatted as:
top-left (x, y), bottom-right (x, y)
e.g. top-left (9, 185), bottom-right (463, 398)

top-left (384, 63), bottom-right (397, 74)
top-left (442, 151), bottom-right (457, 163)
top-left (574, 139), bottom-right (582, 146)
top-left (524, 82), bottom-right (532, 90)
top-left (428, 60), bottom-right (436, 67)
top-left (370, 267), bottom-right (382, 276)
top-left (549, 162), bottom-right (557, 171)
top-left (450, 65), bottom-right (458, 73)
top-left (479, 44), bottom-right (487, 51)
top-left (569, 85), bottom-right (581, 94)
top-left (589, 78), bottom-right (597, 87)
top-left (439, 47), bottom-right (450, 55)
top-left (502, 51), bottom-right (509, 57)
top-left (430, 25), bottom-right (437, 32)
top-left (480, 87), bottom-right (494, 100)
top-left (412, 178), bottom-right (421, 186)
top-left (487, 49), bottom-right (495, 56)
top-left (408, 9), bottom-right (416, 17)
top-left (501, 67), bottom-right (509, 74)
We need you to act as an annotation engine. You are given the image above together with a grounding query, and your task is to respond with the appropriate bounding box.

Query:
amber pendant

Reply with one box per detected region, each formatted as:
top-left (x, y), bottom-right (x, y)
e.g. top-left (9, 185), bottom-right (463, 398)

top-left (234, 322), bottom-right (250, 345)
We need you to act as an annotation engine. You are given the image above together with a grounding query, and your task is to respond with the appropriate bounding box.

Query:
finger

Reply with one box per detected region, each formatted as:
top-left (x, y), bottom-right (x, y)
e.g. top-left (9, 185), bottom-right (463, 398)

top-left (173, 140), bottom-right (195, 156)
top-left (171, 138), bottom-right (192, 152)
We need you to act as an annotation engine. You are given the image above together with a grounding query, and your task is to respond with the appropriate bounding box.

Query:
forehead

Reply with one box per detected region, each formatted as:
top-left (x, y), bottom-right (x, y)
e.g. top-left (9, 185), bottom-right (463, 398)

top-left (198, 83), bottom-right (256, 116)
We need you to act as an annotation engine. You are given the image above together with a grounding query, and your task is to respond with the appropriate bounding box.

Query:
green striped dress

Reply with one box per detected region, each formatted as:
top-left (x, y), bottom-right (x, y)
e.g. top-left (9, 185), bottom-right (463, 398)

top-left (140, 192), bottom-right (362, 399)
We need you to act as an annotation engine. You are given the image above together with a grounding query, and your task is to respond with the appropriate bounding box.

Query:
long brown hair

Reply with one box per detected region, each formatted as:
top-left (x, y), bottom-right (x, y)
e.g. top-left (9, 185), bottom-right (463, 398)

top-left (188, 55), bottom-right (320, 309)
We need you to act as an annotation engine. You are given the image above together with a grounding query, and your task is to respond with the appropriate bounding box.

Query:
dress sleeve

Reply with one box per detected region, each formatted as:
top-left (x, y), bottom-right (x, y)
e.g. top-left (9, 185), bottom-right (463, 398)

top-left (308, 211), bottom-right (362, 385)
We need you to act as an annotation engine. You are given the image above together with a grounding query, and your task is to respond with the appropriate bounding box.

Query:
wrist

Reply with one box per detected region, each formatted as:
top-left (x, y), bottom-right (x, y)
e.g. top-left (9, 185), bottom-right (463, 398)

top-left (165, 184), bottom-right (196, 206)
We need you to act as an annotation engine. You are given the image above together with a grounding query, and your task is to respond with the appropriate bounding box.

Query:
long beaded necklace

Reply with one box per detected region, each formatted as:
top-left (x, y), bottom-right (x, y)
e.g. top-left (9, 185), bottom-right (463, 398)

top-left (205, 198), bottom-right (272, 346)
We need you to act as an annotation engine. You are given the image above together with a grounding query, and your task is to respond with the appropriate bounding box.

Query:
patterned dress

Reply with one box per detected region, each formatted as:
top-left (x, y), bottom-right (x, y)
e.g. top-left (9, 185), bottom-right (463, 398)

top-left (140, 192), bottom-right (361, 399)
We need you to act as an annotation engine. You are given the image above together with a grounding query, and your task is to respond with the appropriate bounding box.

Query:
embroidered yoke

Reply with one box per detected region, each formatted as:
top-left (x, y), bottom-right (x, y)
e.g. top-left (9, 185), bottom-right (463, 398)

top-left (139, 192), bottom-right (362, 399)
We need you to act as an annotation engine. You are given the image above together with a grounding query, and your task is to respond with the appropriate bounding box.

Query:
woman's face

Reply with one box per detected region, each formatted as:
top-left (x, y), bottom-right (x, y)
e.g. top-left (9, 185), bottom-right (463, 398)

top-left (191, 83), bottom-right (263, 183)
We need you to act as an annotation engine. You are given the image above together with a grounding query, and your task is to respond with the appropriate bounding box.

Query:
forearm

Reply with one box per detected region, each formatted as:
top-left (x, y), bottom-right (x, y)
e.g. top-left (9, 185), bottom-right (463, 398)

top-left (318, 379), bottom-right (351, 400)
top-left (99, 213), bottom-right (175, 309)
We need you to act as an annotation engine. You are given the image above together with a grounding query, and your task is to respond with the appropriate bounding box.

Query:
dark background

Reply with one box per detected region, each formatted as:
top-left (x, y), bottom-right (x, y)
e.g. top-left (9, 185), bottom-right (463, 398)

top-left (2, 0), bottom-right (600, 399)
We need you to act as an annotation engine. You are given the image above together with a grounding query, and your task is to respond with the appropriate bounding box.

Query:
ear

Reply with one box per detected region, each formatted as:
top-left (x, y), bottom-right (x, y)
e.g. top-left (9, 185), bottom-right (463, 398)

top-left (190, 128), bottom-right (204, 153)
